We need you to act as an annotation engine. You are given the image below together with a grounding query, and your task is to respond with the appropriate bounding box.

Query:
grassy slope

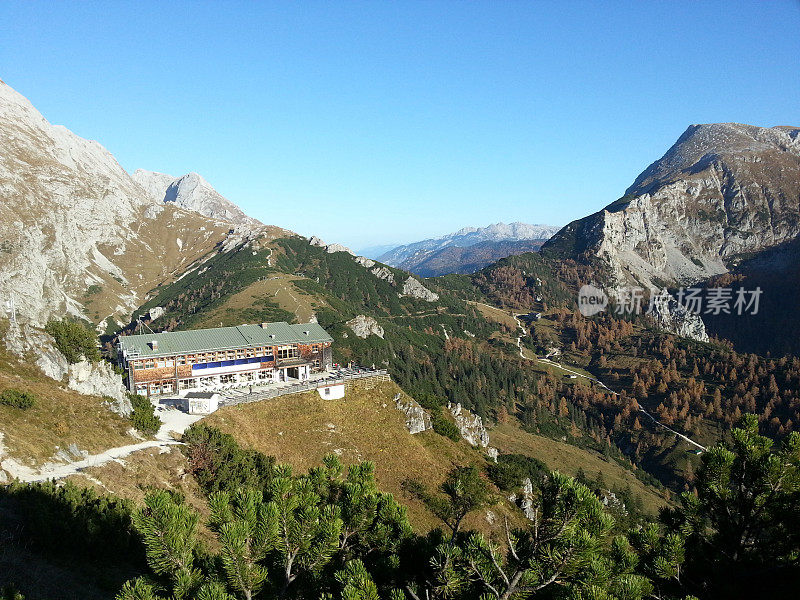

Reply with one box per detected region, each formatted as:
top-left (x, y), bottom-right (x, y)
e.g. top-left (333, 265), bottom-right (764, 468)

top-left (489, 421), bottom-right (667, 514)
top-left (188, 273), bottom-right (324, 328)
top-left (0, 349), bottom-right (133, 465)
top-left (203, 380), bottom-right (519, 533)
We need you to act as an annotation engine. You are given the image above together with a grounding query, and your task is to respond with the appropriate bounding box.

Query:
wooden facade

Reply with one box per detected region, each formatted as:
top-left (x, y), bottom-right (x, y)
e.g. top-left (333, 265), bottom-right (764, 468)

top-left (118, 324), bottom-right (334, 397)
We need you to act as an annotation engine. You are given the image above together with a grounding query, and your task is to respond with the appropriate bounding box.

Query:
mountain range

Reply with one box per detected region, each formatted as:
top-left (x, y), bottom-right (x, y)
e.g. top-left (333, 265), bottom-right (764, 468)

top-left (2, 75), bottom-right (799, 355)
top-left (2, 80), bottom-right (800, 600)
top-left (377, 222), bottom-right (560, 275)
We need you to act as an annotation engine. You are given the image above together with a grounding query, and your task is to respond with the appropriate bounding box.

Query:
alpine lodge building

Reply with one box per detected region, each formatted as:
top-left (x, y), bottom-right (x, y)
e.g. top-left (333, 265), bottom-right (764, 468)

top-left (117, 321), bottom-right (334, 397)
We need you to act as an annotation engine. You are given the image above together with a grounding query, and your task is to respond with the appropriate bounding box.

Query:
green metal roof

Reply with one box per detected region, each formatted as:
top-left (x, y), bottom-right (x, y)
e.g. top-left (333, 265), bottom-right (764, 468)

top-left (118, 322), bottom-right (332, 358)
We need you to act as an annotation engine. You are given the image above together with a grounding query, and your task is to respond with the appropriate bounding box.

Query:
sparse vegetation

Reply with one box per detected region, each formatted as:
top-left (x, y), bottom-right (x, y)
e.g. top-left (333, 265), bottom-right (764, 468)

top-left (0, 388), bottom-right (36, 410)
top-left (430, 407), bottom-right (461, 441)
top-left (128, 394), bottom-right (160, 435)
top-left (45, 318), bottom-right (100, 363)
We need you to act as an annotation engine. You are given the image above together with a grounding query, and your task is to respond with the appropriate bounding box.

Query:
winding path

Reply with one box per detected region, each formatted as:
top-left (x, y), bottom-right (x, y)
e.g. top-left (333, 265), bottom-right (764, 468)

top-left (0, 409), bottom-right (204, 484)
top-left (508, 308), bottom-right (707, 451)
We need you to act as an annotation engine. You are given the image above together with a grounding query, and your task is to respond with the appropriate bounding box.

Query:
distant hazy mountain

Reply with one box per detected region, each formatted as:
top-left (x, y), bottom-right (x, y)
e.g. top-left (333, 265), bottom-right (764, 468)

top-left (406, 239), bottom-right (548, 277)
top-left (378, 222), bottom-right (560, 275)
top-left (356, 243), bottom-right (404, 260)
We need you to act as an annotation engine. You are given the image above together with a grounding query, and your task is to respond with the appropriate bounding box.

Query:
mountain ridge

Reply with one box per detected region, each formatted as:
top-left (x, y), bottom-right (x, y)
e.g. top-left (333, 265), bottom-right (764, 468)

top-left (543, 122), bottom-right (800, 289)
top-left (0, 79), bottom-right (277, 328)
top-left (378, 222), bottom-right (560, 274)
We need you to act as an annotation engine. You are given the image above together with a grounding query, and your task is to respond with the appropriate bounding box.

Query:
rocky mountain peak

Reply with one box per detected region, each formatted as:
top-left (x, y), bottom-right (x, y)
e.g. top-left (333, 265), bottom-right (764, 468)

top-left (0, 80), bottom-right (247, 326)
top-left (132, 169), bottom-right (260, 226)
top-left (545, 122), bottom-right (800, 292)
top-left (625, 123), bottom-right (800, 201)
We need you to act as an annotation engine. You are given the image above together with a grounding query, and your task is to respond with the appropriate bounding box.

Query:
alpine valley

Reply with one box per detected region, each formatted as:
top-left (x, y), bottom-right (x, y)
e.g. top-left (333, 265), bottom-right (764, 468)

top-left (1, 78), bottom-right (799, 600)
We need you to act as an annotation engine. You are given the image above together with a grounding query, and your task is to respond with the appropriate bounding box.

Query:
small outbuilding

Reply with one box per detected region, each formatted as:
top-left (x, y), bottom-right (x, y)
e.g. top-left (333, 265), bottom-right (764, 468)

top-left (183, 391), bottom-right (221, 414)
top-left (318, 382), bottom-right (345, 400)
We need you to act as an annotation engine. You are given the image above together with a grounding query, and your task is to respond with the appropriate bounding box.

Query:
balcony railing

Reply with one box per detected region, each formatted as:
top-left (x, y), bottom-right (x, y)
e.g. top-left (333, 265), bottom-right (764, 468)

top-left (223, 369), bottom-right (390, 407)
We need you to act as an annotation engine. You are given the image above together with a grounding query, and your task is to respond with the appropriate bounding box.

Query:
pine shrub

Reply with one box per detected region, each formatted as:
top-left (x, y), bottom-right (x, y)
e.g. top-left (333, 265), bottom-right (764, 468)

top-left (0, 388), bottom-right (36, 410)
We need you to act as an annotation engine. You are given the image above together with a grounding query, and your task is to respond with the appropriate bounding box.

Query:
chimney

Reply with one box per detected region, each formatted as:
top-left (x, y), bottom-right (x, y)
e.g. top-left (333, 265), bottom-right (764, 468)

top-left (151, 339), bottom-right (159, 351)
top-left (303, 330), bottom-right (310, 335)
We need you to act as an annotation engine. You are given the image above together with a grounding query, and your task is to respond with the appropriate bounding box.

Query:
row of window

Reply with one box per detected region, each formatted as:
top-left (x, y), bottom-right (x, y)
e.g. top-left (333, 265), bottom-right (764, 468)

top-left (134, 368), bottom-right (281, 395)
top-left (133, 344), bottom-right (325, 370)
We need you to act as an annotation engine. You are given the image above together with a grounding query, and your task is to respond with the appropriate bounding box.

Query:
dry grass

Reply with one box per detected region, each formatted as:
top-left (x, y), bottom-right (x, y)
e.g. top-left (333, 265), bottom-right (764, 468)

top-left (469, 301), bottom-right (519, 329)
top-left (203, 380), bottom-right (521, 533)
top-left (65, 446), bottom-right (205, 512)
top-left (0, 353), bottom-right (134, 465)
top-left (489, 421), bottom-right (667, 514)
top-left (194, 273), bottom-right (323, 327)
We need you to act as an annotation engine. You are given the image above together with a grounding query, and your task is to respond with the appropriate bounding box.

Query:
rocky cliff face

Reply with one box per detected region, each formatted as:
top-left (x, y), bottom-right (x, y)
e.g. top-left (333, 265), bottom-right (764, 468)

top-left (0, 79), bottom-right (263, 328)
top-left (545, 123), bottom-right (800, 290)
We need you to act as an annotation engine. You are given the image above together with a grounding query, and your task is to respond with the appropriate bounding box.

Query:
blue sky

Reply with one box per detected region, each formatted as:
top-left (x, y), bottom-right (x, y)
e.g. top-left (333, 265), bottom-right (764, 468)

top-left (2, 1), bottom-right (798, 250)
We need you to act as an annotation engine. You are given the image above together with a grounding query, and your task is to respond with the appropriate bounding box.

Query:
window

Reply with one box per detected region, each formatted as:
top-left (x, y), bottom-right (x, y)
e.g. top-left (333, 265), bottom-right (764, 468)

top-left (277, 345), bottom-right (299, 360)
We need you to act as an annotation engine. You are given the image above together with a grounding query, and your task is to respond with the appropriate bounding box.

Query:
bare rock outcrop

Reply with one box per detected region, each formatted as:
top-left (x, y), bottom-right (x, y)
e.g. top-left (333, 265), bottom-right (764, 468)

top-left (346, 315), bottom-right (385, 339)
top-left (354, 256), bottom-right (375, 268)
top-left (520, 477), bottom-right (536, 520)
top-left (308, 236), bottom-right (355, 255)
top-left (648, 292), bottom-right (709, 342)
top-left (371, 266), bottom-right (395, 285)
top-left (448, 402), bottom-right (489, 447)
top-left (400, 277), bottom-right (439, 302)
top-left (394, 393), bottom-right (432, 434)
top-left (67, 359), bottom-right (131, 415)
top-left (3, 321), bottom-right (132, 415)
